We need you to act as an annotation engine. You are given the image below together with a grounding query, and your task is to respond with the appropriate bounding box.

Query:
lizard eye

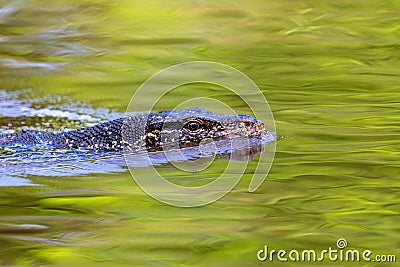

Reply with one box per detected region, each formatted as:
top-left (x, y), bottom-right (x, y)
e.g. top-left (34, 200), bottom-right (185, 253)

top-left (184, 121), bottom-right (201, 132)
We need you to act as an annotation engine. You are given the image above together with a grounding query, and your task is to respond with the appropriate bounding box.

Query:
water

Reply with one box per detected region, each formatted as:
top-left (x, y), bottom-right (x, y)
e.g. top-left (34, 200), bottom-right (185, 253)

top-left (0, 0), bottom-right (399, 266)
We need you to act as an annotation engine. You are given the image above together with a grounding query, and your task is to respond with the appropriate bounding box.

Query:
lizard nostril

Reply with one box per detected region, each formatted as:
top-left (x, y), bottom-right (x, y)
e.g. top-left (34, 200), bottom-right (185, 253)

top-left (244, 121), bottom-right (252, 127)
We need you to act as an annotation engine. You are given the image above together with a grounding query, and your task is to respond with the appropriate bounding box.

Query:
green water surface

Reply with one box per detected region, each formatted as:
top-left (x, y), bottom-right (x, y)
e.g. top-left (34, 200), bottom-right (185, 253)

top-left (0, 0), bottom-right (399, 266)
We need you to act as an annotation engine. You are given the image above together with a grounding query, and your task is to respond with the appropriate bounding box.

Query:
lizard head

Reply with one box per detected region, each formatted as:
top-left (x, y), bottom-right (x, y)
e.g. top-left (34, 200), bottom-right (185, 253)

top-left (142, 107), bottom-right (265, 150)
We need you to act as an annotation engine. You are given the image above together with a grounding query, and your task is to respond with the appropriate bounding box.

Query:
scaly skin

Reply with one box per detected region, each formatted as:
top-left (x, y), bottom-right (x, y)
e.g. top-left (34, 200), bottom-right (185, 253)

top-left (0, 108), bottom-right (264, 151)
